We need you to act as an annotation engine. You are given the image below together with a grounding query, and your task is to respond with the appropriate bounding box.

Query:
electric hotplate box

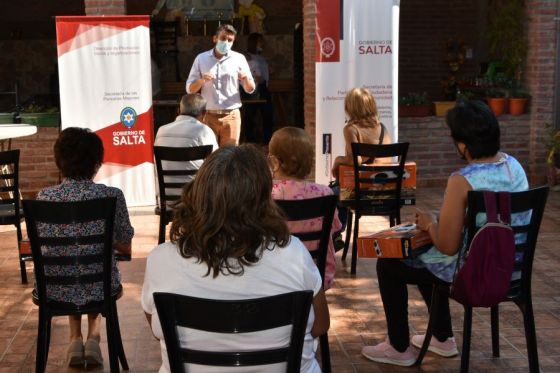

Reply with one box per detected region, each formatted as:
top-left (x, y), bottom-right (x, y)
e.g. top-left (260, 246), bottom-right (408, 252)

top-left (357, 222), bottom-right (432, 258)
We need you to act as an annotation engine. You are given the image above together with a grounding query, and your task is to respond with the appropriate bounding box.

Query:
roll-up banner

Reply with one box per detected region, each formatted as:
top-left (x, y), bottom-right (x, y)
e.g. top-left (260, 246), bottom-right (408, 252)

top-left (315, 0), bottom-right (400, 185)
top-left (56, 16), bottom-right (156, 206)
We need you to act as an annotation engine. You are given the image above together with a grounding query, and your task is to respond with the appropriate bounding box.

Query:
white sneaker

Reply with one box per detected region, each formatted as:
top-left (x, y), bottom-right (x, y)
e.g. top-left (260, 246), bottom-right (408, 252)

top-left (361, 339), bottom-right (416, 366)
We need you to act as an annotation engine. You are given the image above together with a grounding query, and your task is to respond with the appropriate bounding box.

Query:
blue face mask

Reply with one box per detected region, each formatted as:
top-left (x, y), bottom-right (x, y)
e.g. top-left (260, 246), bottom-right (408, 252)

top-left (215, 40), bottom-right (233, 55)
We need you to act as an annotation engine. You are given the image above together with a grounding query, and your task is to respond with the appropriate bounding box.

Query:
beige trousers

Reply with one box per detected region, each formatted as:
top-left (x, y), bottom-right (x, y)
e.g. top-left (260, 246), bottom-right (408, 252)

top-left (204, 109), bottom-right (241, 147)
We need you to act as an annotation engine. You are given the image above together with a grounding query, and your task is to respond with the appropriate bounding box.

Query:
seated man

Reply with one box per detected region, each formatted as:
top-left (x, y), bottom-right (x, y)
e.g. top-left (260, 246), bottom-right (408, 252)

top-left (154, 93), bottom-right (218, 199)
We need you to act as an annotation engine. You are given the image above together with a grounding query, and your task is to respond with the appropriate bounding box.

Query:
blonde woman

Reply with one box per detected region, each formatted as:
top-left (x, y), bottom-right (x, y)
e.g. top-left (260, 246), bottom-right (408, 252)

top-left (331, 87), bottom-right (391, 178)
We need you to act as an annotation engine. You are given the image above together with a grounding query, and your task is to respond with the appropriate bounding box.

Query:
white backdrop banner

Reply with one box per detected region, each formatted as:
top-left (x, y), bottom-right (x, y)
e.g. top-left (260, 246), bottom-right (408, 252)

top-left (56, 16), bottom-right (155, 206)
top-left (315, 0), bottom-right (400, 184)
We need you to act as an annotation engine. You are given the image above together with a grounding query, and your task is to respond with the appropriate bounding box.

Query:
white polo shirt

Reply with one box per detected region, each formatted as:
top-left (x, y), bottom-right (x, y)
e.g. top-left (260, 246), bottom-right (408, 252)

top-left (186, 49), bottom-right (255, 110)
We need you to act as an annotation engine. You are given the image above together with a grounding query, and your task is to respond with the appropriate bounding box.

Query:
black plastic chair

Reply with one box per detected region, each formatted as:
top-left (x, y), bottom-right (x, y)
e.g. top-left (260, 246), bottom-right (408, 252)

top-left (415, 187), bottom-right (549, 372)
top-left (154, 145), bottom-right (213, 244)
top-left (275, 195), bottom-right (337, 373)
top-left (340, 142), bottom-right (409, 274)
top-left (23, 197), bottom-right (128, 373)
top-left (0, 149), bottom-right (29, 283)
top-left (153, 291), bottom-right (313, 373)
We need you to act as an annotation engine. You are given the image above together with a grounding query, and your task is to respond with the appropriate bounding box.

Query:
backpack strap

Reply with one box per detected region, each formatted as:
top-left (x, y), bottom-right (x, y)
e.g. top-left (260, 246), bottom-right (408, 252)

top-left (378, 123), bottom-right (385, 144)
top-left (483, 191), bottom-right (499, 223)
top-left (498, 192), bottom-right (512, 225)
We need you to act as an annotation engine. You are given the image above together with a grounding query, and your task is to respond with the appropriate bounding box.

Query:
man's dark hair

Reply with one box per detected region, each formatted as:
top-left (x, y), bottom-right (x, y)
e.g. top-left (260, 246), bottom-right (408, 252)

top-left (179, 94), bottom-right (207, 117)
top-left (446, 100), bottom-right (501, 159)
top-left (54, 127), bottom-right (104, 179)
top-left (215, 24), bottom-right (237, 36)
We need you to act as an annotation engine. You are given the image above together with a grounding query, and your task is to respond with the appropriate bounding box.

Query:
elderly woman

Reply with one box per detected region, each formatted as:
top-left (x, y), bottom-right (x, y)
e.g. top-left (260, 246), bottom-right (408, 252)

top-left (361, 101), bottom-right (529, 366)
top-left (269, 127), bottom-right (342, 290)
top-left (142, 144), bottom-right (329, 373)
top-left (37, 127), bottom-right (134, 367)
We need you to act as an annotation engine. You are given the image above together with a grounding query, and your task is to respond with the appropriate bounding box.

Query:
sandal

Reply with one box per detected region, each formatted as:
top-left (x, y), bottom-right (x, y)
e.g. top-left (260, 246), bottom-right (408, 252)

top-left (84, 339), bottom-right (103, 367)
top-left (66, 340), bottom-right (84, 366)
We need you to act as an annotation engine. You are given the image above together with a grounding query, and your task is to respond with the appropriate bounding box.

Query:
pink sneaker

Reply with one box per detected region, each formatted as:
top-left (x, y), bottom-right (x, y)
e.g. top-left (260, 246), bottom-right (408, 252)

top-left (411, 334), bottom-right (458, 357)
top-left (361, 339), bottom-right (416, 366)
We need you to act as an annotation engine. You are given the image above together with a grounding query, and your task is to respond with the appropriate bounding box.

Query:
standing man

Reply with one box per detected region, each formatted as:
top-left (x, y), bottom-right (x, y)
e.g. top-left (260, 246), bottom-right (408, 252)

top-left (186, 24), bottom-right (255, 146)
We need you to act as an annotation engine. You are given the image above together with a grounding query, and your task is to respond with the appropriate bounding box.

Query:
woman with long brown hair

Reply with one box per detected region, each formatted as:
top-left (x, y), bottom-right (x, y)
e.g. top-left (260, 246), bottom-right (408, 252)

top-left (142, 144), bottom-right (329, 373)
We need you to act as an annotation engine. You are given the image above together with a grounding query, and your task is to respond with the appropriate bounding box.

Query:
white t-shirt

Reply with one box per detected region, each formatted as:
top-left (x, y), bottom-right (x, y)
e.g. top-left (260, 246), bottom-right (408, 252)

top-left (141, 237), bottom-right (323, 373)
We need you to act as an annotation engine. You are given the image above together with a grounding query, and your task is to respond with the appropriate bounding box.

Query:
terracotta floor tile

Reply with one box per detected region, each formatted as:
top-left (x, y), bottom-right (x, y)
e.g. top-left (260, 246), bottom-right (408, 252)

top-left (1, 188), bottom-right (560, 371)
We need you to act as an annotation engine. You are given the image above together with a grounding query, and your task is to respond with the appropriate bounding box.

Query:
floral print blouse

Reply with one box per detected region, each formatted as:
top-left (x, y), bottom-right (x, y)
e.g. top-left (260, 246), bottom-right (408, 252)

top-left (36, 178), bottom-right (134, 305)
top-left (272, 180), bottom-right (342, 290)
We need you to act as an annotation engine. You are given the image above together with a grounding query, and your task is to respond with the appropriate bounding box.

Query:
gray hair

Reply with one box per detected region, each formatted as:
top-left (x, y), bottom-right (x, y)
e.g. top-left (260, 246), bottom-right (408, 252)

top-left (179, 94), bottom-right (207, 117)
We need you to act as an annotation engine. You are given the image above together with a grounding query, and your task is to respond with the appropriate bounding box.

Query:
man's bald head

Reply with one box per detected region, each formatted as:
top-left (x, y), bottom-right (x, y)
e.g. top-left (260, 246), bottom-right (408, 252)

top-left (179, 94), bottom-right (207, 118)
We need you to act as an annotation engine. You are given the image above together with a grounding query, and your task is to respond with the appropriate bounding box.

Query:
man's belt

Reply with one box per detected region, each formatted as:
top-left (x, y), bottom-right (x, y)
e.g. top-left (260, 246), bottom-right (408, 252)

top-left (206, 108), bottom-right (238, 115)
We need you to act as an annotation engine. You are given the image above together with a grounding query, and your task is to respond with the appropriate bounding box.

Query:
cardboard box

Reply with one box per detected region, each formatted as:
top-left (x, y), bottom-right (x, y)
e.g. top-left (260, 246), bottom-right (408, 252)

top-left (339, 161), bottom-right (417, 190)
top-left (357, 222), bottom-right (432, 258)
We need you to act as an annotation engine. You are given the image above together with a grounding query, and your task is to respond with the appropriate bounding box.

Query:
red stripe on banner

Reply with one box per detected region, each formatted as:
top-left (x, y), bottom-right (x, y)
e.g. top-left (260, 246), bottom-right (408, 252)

top-left (95, 107), bottom-right (154, 167)
top-left (315, 0), bottom-right (341, 62)
top-left (56, 16), bottom-right (150, 57)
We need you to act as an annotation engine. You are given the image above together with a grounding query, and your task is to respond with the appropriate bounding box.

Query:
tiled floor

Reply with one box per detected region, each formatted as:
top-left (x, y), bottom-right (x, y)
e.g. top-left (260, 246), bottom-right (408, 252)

top-left (1, 187), bottom-right (560, 372)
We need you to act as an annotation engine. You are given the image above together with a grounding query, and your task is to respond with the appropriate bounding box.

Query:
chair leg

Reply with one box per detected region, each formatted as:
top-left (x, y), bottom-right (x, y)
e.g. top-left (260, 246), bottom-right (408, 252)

top-left (460, 306), bottom-right (473, 373)
top-left (319, 333), bottom-right (331, 373)
top-left (19, 257), bottom-right (28, 284)
top-left (341, 210), bottom-right (353, 261)
top-left (350, 214), bottom-right (360, 275)
top-left (158, 215), bottom-right (166, 245)
top-left (520, 300), bottom-right (540, 373)
top-left (112, 301), bottom-right (129, 370)
top-left (16, 222), bottom-right (27, 284)
top-left (45, 318), bottom-right (52, 363)
top-left (491, 305), bottom-right (500, 357)
top-left (415, 285), bottom-right (439, 365)
top-left (105, 310), bottom-right (120, 373)
top-left (35, 311), bottom-right (49, 373)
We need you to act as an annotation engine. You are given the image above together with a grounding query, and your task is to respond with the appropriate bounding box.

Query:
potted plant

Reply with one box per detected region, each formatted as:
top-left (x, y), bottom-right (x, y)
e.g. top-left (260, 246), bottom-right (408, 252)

top-left (18, 103), bottom-right (60, 127)
top-left (485, 0), bottom-right (526, 80)
top-left (0, 112), bottom-right (15, 124)
top-left (399, 92), bottom-right (432, 117)
top-left (509, 89), bottom-right (530, 115)
top-left (486, 89), bottom-right (507, 117)
top-left (545, 123), bottom-right (560, 187)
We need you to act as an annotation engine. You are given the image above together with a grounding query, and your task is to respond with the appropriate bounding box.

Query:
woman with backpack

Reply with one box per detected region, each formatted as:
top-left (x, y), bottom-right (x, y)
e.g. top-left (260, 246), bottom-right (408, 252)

top-left (361, 100), bottom-right (529, 366)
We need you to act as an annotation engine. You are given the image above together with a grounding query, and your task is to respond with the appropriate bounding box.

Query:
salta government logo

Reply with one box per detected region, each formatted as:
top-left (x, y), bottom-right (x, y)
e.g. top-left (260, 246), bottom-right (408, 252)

top-left (120, 107), bottom-right (137, 128)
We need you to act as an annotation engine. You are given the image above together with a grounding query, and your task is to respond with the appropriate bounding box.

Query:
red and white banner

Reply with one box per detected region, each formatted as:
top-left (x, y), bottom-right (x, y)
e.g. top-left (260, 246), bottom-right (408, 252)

top-left (315, 0), bottom-right (399, 185)
top-left (56, 16), bottom-right (155, 206)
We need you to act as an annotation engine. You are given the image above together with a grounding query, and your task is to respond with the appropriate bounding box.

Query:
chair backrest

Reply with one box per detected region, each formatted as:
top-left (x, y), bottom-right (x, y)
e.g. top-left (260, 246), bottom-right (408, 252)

top-left (350, 142), bottom-right (409, 212)
top-left (274, 195), bottom-right (338, 284)
top-left (0, 149), bottom-right (21, 223)
top-left (154, 145), bottom-right (213, 211)
top-left (465, 187), bottom-right (549, 300)
top-left (23, 197), bottom-right (116, 315)
top-left (153, 291), bottom-right (314, 373)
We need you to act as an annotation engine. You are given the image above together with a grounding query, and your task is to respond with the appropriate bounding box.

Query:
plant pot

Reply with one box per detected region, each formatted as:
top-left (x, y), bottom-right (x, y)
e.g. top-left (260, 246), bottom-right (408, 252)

top-left (0, 113), bottom-right (15, 124)
top-left (398, 105), bottom-right (432, 117)
top-left (509, 98), bottom-right (528, 116)
top-left (433, 101), bottom-right (456, 117)
top-left (19, 112), bottom-right (60, 127)
top-left (487, 97), bottom-right (507, 117)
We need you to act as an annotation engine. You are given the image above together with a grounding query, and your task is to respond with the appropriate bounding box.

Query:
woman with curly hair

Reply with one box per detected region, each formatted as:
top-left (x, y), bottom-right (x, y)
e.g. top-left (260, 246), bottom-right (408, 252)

top-left (142, 144), bottom-right (329, 373)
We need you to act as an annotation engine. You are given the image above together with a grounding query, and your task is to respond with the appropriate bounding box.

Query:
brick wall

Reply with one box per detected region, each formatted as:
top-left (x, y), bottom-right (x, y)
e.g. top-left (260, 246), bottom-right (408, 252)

top-left (302, 0), bottom-right (316, 142)
top-left (302, 0), bottom-right (557, 187)
top-left (525, 0), bottom-right (559, 185)
top-left (400, 115), bottom-right (531, 186)
top-left (85, 0), bottom-right (126, 15)
top-left (11, 128), bottom-right (60, 199)
top-left (399, 0), bottom-right (482, 100)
